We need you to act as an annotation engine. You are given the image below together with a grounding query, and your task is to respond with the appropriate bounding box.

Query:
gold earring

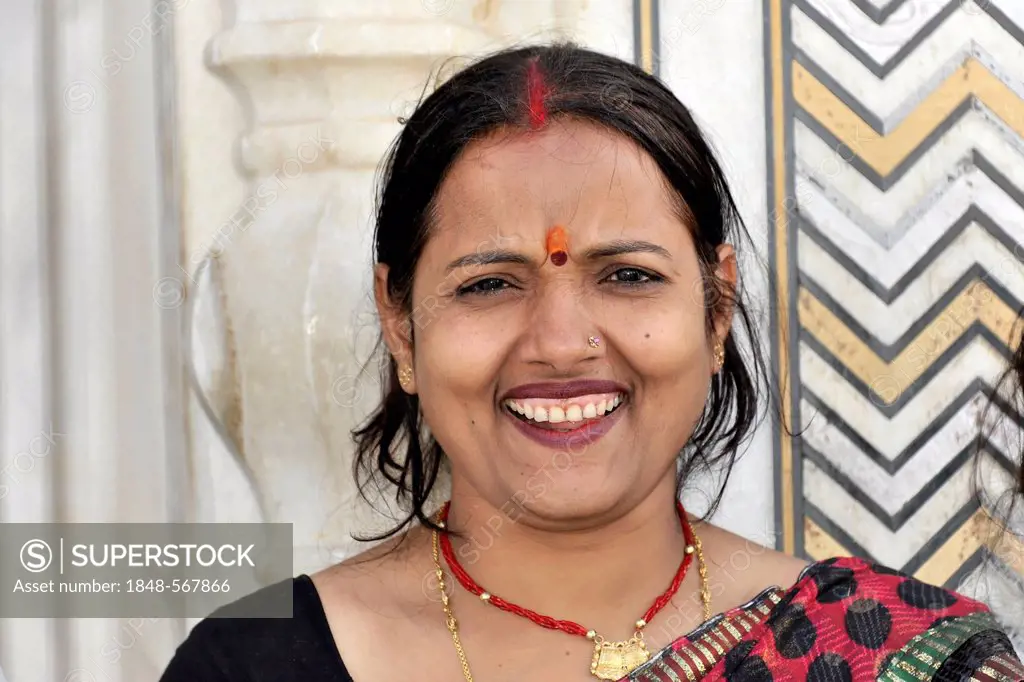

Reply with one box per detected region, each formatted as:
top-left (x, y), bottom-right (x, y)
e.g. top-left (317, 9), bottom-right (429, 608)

top-left (398, 366), bottom-right (414, 390)
top-left (714, 340), bottom-right (725, 370)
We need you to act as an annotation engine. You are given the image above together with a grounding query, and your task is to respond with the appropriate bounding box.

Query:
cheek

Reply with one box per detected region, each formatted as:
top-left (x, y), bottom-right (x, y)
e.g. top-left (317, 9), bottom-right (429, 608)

top-left (612, 299), bottom-right (710, 382)
top-left (414, 308), bottom-right (513, 413)
top-left (623, 316), bottom-right (712, 448)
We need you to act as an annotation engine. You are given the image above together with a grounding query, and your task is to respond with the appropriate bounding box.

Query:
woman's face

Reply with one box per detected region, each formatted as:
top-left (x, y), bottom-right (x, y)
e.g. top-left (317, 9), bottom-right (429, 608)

top-left (377, 119), bottom-right (735, 525)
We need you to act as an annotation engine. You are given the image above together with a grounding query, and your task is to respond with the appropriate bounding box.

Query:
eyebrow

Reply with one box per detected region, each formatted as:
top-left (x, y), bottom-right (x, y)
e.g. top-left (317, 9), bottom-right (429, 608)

top-left (444, 239), bottom-right (672, 273)
top-left (579, 239), bottom-right (672, 261)
top-left (446, 250), bottom-right (532, 273)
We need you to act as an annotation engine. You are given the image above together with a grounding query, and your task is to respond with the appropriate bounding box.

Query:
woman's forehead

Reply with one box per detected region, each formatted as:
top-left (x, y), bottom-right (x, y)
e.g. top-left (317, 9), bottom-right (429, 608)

top-left (430, 123), bottom-right (680, 251)
top-left (450, 120), bottom-right (658, 187)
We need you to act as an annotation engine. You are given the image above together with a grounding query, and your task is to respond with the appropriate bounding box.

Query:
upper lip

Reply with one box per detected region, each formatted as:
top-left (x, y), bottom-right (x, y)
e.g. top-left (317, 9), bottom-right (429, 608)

top-left (501, 380), bottom-right (628, 401)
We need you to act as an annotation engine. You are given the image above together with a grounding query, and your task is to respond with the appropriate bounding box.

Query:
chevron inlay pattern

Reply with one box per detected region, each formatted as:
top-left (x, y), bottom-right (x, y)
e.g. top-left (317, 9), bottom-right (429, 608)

top-left (766, 0), bottom-right (1024, 597)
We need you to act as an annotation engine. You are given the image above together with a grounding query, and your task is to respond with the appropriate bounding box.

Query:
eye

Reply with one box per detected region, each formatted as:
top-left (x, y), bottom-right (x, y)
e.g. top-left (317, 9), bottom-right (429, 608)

top-left (606, 267), bottom-right (659, 285)
top-left (457, 277), bottom-right (512, 296)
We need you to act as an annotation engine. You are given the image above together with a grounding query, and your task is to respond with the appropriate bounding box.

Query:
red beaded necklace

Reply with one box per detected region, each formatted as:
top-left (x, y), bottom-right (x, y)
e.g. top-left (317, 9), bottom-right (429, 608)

top-left (435, 500), bottom-right (698, 679)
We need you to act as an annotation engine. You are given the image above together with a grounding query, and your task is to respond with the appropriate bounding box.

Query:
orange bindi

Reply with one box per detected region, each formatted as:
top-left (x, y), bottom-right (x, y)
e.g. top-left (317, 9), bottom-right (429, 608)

top-left (546, 225), bottom-right (569, 266)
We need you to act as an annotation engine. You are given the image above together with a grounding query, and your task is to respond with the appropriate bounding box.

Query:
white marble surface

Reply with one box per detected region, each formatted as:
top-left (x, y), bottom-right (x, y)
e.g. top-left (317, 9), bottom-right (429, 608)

top-left (1, 0), bottom-right (188, 679)
top-left (659, 0), bottom-right (775, 543)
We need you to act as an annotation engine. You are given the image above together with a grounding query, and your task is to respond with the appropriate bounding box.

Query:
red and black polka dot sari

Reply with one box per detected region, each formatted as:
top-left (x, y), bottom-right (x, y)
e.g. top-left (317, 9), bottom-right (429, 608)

top-left (626, 557), bottom-right (1024, 681)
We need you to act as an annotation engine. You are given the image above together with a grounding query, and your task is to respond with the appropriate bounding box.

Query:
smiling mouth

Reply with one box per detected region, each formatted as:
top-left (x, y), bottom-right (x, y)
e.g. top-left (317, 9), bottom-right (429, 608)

top-left (503, 392), bottom-right (626, 431)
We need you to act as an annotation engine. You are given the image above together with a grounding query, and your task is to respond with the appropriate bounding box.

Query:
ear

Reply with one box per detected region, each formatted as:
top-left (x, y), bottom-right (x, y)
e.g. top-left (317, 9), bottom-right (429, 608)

top-left (374, 263), bottom-right (416, 393)
top-left (711, 243), bottom-right (738, 344)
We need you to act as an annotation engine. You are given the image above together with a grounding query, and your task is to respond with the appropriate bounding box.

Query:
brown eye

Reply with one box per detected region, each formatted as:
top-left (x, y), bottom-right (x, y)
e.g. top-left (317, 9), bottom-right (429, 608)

top-left (606, 268), bottom-right (657, 285)
top-left (457, 277), bottom-right (512, 296)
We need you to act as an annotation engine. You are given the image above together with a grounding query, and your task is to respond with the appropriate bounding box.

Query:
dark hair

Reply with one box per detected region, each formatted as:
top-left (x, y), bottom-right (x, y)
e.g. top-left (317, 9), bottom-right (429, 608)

top-left (1013, 322), bottom-right (1024, 501)
top-left (979, 311), bottom-right (1024, 522)
top-left (352, 42), bottom-right (778, 540)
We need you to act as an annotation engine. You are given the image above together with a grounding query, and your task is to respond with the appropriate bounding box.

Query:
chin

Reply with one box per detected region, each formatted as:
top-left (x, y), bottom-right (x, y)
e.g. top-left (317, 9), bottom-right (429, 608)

top-left (495, 467), bottom-right (643, 528)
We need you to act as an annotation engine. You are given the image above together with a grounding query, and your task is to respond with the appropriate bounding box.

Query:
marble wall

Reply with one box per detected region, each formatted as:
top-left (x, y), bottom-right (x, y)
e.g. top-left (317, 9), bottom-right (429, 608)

top-left (19, 0), bottom-right (1024, 678)
top-left (0, 1), bottom-right (187, 679)
top-left (0, 1), bottom-right (778, 678)
top-left (767, 0), bottom-right (1024, 647)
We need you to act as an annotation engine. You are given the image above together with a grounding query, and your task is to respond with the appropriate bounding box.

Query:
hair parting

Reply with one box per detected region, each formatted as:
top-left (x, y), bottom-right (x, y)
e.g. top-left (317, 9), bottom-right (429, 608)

top-left (525, 56), bottom-right (550, 129)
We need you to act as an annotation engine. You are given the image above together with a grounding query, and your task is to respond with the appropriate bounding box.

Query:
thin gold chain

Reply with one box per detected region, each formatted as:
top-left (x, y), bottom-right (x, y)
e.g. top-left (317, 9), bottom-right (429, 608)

top-left (695, 529), bottom-right (712, 622)
top-left (430, 519), bottom-right (712, 682)
top-left (432, 527), bottom-right (476, 682)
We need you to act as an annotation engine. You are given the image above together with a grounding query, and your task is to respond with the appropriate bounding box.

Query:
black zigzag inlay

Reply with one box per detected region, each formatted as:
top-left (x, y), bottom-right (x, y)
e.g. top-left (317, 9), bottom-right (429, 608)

top-left (900, 500), bottom-right (981, 575)
top-left (799, 261), bottom-right (1024, 358)
top-left (793, 48), bottom-right (884, 132)
top-left (782, 0), bottom-right (1024, 586)
top-left (803, 441), bottom-right (1015, 532)
top-left (808, 498), bottom-right (985, 575)
top-left (797, 189), bottom-right (1024, 304)
top-left (792, 0), bottom-right (1024, 78)
top-left (849, 0), bottom-right (910, 24)
top-left (804, 502), bottom-right (875, 562)
top-left (796, 47), bottom-right (1024, 139)
top-left (801, 330), bottom-right (1012, 416)
top-left (795, 98), bottom-right (980, 191)
top-left (943, 546), bottom-right (989, 591)
top-left (959, 548), bottom-right (1024, 593)
top-left (801, 388), bottom-right (1023, 475)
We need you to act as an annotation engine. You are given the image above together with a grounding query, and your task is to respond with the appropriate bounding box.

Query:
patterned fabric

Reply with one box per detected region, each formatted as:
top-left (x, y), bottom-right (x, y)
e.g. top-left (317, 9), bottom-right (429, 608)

top-left (626, 557), bottom-right (1024, 682)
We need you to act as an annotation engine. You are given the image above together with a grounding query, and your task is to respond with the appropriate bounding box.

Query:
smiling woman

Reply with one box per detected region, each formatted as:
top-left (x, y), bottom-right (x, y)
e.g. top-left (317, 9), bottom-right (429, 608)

top-left (159, 43), bottom-right (1024, 682)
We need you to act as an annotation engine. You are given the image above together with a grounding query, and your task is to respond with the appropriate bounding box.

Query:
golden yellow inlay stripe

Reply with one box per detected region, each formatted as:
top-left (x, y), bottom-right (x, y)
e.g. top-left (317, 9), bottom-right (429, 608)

top-left (804, 516), bottom-right (851, 561)
top-left (793, 58), bottom-right (1024, 176)
top-left (769, 0), bottom-right (795, 556)
top-left (638, 0), bottom-right (654, 74)
top-left (799, 282), bottom-right (1020, 404)
top-left (917, 509), bottom-right (1024, 586)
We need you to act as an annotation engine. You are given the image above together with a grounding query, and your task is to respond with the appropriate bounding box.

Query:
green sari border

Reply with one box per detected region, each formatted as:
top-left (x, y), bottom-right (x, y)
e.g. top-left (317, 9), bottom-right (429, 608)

top-left (879, 611), bottom-right (999, 682)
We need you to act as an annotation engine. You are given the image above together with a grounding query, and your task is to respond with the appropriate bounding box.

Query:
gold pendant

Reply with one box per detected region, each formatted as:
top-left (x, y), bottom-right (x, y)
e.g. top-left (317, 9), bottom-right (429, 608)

top-left (589, 634), bottom-right (649, 680)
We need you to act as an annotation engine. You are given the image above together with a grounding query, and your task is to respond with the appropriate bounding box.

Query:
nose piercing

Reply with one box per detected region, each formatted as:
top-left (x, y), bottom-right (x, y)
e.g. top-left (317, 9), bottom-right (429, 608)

top-left (588, 335), bottom-right (601, 348)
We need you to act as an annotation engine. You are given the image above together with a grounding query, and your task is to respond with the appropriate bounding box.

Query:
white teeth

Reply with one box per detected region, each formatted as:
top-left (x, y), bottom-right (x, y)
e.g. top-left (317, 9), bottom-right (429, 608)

top-left (505, 393), bottom-right (625, 425)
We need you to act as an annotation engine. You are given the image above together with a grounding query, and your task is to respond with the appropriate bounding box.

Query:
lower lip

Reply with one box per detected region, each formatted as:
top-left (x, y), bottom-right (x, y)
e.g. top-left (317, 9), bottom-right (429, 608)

top-left (504, 403), bottom-right (626, 450)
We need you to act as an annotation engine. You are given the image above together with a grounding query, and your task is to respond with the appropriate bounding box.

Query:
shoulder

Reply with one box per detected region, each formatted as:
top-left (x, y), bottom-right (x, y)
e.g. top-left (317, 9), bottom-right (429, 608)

top-left (159, 575), bottom-right (349, 681)
top-left (768, 557), bottom-right (1024, 678)
top-left (790, 556), bottom-right (990, 614)
top-left (694, 521), bottom-right (811, 606)
top-left (773, 557), bottom-right (999, 654)
top-left (305, 531), bottom-right (445, 657)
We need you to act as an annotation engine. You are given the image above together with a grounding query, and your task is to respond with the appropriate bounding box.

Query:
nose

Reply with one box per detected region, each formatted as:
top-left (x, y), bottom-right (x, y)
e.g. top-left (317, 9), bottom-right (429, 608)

top-left (519, 279), bottom-right (600, 372)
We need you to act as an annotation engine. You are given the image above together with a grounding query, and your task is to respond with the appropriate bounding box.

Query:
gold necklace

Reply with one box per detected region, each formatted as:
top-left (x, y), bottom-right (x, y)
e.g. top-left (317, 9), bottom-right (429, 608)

top-left (430, 518), bottom-right (713, 682)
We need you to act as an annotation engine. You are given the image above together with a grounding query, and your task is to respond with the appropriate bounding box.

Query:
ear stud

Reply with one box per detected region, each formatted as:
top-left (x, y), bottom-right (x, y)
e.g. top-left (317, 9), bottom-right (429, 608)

top-left (714, 341), bottom-right (725, 370)
top-left (398, 366), bottom-right (414, 390)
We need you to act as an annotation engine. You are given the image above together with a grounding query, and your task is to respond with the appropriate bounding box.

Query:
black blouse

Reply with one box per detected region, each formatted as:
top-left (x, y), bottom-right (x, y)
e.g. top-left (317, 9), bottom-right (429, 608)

top-left (160, 575), bottom-right (353, 681)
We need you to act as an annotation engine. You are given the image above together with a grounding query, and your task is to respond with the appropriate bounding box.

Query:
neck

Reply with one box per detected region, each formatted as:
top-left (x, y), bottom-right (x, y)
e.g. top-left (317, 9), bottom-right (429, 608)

top-left (441, 476), bottom-right (690, 641)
